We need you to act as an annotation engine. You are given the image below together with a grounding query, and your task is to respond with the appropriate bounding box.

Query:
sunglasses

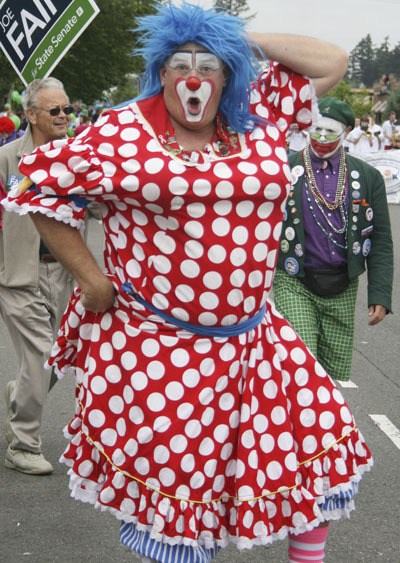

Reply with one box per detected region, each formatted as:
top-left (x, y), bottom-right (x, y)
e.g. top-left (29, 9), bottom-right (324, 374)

top-left (310, 131), bottom-right (343, 142)
top-left (40, 105), bottom-right (74, 116)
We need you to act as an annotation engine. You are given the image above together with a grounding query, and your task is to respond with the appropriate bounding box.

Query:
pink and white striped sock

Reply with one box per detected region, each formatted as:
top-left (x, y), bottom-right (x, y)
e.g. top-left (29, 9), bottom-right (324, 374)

top-left (288, 526), bottom-right (330, 562)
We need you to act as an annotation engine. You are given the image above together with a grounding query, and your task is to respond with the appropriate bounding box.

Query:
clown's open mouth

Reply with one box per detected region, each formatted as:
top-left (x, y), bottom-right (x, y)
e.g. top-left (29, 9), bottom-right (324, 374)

top-left (187, 97), bottom-right (201, 115)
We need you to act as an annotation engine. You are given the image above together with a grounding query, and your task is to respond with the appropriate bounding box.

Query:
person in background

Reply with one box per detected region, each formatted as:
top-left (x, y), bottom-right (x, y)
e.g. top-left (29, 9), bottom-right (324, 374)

top-left (391, 132), bottom-right (400, 149)
top-left (0, 78), bottom-right (74, 475)
top-left (382, 110), bottom-right (398, 150)
top-left (286, 122), bottom-right (309, 155)
top-left (346, 114), bottom-right (381, 154)
top-left (0, 116), bottom-right (18, 147)
top-left (74, 111), bottom-right (92, 136)
top-left (4, 5), bottom-right (372, 562)
top-left (274, 97), bottom-right (393, 385)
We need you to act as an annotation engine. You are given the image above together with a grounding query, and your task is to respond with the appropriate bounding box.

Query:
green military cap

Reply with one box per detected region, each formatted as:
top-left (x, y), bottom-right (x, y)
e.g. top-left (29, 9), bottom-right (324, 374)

top-left (318, 96), bottom-right (355, 128)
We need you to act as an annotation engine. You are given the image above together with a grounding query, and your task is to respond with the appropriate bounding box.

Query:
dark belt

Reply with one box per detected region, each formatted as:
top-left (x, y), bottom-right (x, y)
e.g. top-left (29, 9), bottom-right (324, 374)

top-left (40, 253), bottom-right (57, 263)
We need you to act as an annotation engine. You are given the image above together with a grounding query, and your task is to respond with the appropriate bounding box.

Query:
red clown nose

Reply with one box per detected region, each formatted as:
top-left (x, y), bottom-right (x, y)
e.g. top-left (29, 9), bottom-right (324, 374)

top-left (185, 76), bottom-right (201, 91)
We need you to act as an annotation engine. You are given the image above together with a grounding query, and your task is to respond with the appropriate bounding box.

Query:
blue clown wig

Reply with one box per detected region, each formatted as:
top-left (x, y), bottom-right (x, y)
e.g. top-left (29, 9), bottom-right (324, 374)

top-left (133, 2), bottom-right (266, 133)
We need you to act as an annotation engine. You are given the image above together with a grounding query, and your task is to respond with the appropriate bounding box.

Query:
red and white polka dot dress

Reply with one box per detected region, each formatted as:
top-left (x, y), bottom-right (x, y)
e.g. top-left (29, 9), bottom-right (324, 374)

top-left (6, 63), bottom-right (372, 549)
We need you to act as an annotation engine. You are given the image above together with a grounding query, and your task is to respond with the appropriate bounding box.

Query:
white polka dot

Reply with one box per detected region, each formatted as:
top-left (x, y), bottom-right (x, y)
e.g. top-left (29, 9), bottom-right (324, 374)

top-left (185, 420), bottom-right (202, 439)
top-left (277, 431), bottom-right (294, 451)
top-left (271, 406), bottom-right (286, 425)
top-left (177, 403), bottom-right (194, 420)
top-left (297, 389), bottom-right (314, 407)
top-left (105, 364), bottom-right (122, 383)
top-left (181, 453), bottom-right (195, 472)
top-left (199, 437), bottom-right (215, 456)
top-left (101, 428), bottom-right (118, 446)
top-left (144, 157), bottom-right (164, 174)
top-left (109, 395), bottom-right (124, 414)
top-left (190, 471), bottom-right (205, 489)
top-left (78, 460), bottom-right (94, 477)
top-left (186, 202), bottom-right (206, 218)
top-left (130, 372), bottom-right (148, 391)
top-left (203, 271), bottom-right (223, 289)
top-left (120, 352), bottom-right (137, 371)
top-left (215, 181), bottom-right (234, 198)
top-left (212, 217), bottom-right (230, 236)
top-left (213, 162), bottom-right (232, 179)
top-left (88, 409), bottom-right (105, 428)
top-left (170, 348), bottom-right (190, 367)
top-left (290, 347), bottom-right (307, 365)
top-left (137, 427), bottom-right (154, 444)
top-left (236, 200), bottom-right (254, 218)
top-left (128, 406), bottom-right (144, 425)
top-left (147, 393), bottom-right (166, 412)
top-left (317, 386), bottom-right (331, 404)
top-left (165, 381), bottom-right (184, 401)
top-left (180, 260), bottom-right (200, 278)
top-left (300, 408), bottom-right (316, 427)
top-left (320, 411), bottom-right (335, 429)
top-left (142, 339), bottom-right (160, 357)
top-left (230, 247), bottom-right (247, 267)
top-left (153, 446), bottom-right (170, 464)
top-left (91, 376), bottom-right (107, 395)
top-left (340, 406), bottom-right (353, 424)
top-left (134, 457), bottom-right (150, 475)
top-left (183, 369), bottom-right (200, 388)
top-left (118, 143), bottom-right (138, 158)
top-left (266, 460), bottom-right (283, 480)
top-left (208, 245), bottom-right (226, 264)
top-left (254, 414), bottom-right (269, 433)
top-left (170, 435), bottom-right (188, 453)
top-left (263, 380), bottom-right (278, 399)
top-left (303, 435), bottom-right (318, 454)
top-left (260, 434), bottom-right (275, 453)
top-left (192, 178), bottom-right (212, 196)
top-left (99, 486), bottom-right (115, 503)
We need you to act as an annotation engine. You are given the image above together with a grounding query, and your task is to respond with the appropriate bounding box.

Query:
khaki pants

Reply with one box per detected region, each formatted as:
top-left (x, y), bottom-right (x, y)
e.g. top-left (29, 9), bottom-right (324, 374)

top-left (0, 261), bottom-right (73, 452)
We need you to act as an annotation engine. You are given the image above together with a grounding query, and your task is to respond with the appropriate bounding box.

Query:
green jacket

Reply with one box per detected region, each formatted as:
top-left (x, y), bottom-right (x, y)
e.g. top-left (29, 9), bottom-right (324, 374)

top-left (277, 150), bottom-right (393, 311)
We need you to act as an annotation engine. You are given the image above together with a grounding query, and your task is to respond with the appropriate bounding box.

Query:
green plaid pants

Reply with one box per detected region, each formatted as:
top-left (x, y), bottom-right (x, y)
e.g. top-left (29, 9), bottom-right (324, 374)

top-left (273, 269), bottom-right (359, 381)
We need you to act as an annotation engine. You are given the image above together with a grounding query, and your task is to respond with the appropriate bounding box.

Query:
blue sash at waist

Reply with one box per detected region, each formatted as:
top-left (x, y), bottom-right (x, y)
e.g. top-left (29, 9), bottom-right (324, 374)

top-left (121, 282), bottom-right (266, 337)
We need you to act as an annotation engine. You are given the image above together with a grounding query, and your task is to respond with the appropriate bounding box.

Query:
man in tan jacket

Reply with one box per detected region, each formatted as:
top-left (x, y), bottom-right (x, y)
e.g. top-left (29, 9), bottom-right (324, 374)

top-left (0, 78), bottom-right (74, 475)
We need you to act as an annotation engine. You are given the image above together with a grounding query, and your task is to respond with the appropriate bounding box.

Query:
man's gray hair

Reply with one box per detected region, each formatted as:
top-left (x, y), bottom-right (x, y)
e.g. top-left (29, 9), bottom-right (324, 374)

top-left (22, 77), bottom-right (68, 111)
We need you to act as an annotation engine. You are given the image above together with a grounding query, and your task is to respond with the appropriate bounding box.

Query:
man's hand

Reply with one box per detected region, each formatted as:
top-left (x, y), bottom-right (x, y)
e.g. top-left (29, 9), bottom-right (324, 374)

top-left (81, 276), bottom-right (116, 313)
top-left (368, 304), bottom-right (387, 326)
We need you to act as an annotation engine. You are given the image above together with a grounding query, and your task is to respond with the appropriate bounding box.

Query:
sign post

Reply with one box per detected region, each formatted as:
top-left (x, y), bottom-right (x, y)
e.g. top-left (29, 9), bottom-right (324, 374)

top-left (0, 0), bottom-right (99, 85)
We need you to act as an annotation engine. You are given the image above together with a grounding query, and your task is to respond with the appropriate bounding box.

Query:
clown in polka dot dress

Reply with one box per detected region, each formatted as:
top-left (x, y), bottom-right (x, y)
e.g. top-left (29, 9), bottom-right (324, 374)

top-left (3, 4), bottom-right (370, 561)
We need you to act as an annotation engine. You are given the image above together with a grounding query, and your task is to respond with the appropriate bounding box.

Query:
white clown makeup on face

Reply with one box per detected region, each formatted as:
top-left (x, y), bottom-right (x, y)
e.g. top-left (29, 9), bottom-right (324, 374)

top-left (309, 116), bottom-right (347, 159)
top-left (161, 44), bottom-right (226, 129)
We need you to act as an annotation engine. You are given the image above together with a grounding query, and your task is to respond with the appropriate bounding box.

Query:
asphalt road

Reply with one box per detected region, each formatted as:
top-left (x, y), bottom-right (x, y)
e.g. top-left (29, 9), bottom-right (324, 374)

top-left (0, 206), bottom-right (399, 563)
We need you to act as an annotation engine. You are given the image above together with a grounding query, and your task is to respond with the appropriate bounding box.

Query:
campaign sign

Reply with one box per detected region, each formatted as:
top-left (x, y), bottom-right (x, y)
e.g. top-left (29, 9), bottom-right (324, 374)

top-left (0, 0), bottom-right (99, 85)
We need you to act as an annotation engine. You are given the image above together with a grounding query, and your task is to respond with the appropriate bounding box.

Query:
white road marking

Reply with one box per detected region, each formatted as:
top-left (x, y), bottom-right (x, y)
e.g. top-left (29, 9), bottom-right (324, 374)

top-left (337, 380), bottom-right (358, 388)
top-left (369, 414), bottom-right (400, 450)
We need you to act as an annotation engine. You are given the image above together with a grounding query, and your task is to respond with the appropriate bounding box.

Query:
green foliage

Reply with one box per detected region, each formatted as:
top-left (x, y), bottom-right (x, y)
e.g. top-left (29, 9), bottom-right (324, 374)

top-left (385, 88), bottom-right (400, 119)
top-left (213, 0), bottom-right (253, 19)
top-left (51, 0), bottom-right (158, 104)
top-left (324, 81), bottom-right (373, 119)
top-left (348, 34), bottom-right (400, 88)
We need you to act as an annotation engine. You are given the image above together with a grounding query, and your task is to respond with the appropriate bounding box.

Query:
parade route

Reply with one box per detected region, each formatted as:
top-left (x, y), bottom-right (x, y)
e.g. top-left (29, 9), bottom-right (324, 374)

top-left (1, 206), bottom-right (399, 563)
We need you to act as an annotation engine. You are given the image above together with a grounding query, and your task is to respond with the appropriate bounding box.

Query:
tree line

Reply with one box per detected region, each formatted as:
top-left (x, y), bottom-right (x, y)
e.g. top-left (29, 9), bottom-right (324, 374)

top-left (347, 34), bottom-right (400, 88)
top-left (1, 2), bottom-right (399, 118)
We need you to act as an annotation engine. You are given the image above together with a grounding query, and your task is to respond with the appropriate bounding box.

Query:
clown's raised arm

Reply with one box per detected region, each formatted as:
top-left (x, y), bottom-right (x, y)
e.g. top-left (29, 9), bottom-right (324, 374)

top-left (250, 33), bottom-right (348, 97)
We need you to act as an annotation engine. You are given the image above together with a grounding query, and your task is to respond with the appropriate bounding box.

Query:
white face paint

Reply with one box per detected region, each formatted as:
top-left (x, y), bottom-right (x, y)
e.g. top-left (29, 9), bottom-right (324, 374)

top-left (161, 44), bottom-right (225, 131)
top-left (309, 116), bottom-right (346, 158)
top-left (167, 51), bottom-right (221, 77)
top-left (175, 78), bottom-right (214, 122)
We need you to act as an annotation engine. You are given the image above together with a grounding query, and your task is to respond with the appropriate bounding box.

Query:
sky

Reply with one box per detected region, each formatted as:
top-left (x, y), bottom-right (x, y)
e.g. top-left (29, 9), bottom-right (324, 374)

top-left (178, 0), bottom-right (400, 54)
